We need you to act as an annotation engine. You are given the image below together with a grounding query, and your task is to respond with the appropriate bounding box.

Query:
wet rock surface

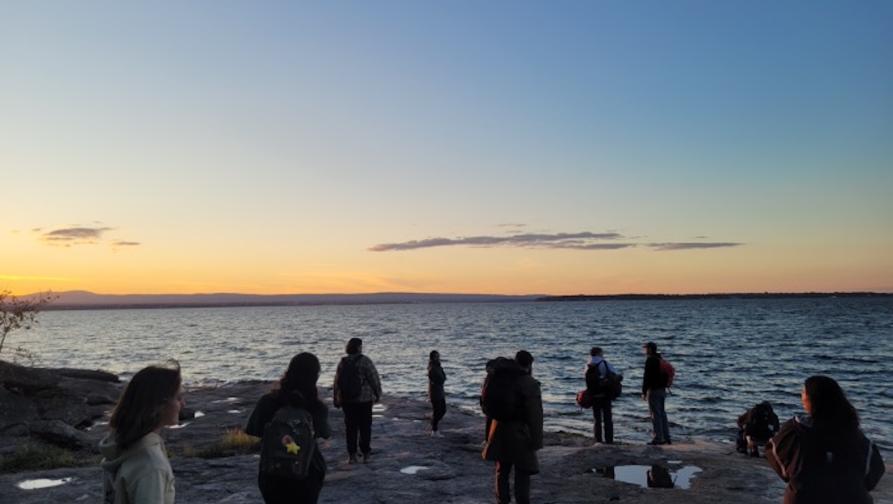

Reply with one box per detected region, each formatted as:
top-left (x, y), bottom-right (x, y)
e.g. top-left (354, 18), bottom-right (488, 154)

top-left (1, 371), bottom-right (890, 504)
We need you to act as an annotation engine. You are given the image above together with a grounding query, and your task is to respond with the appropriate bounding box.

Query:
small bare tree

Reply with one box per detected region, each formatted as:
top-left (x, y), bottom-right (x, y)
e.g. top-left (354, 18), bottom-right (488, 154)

top-left (0, 290), bottom-right (55, 357)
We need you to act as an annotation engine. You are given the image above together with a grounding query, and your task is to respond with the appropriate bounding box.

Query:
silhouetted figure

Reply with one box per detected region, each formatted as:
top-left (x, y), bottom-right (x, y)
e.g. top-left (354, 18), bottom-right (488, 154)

top-left (483, 350), bottom-right (544, 504)
top-left (585, 347), bottom-right (621, 444)
top-left (647, 465), bottom-right (674, 488)
top-left (100, 361), bottom-right (184, 504)
top-left (246, 353), bottom-right (331, 504)
top-left (428, 350), bottom-right (447, 436)
top-left (642, 341), bottom-right (671, 445)
top-left (333, 337), bottom-right (382, 464)
top-left (736, 401), bottom-right (780, 457)
top-left (767, 375), bottom-right (885, 504)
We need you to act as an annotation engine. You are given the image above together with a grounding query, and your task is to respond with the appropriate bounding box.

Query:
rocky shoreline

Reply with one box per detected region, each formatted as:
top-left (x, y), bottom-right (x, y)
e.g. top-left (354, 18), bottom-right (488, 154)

top-left (1, 363), bottom-right (890, 503)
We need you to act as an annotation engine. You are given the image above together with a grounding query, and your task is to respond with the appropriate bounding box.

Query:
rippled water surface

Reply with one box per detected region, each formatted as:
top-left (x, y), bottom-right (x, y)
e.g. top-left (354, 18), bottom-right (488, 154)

top-left (17, 298), bottom-right (893, 453)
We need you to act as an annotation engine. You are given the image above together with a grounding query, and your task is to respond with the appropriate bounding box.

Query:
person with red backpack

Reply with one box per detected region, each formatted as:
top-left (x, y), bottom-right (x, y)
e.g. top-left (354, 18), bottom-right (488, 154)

top-left (642, 341), bottom-right (672, 445)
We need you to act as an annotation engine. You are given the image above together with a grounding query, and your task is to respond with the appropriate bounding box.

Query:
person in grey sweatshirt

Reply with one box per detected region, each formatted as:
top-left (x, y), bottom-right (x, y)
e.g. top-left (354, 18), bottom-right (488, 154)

top-left (99, 362), bottom-right (185, 504)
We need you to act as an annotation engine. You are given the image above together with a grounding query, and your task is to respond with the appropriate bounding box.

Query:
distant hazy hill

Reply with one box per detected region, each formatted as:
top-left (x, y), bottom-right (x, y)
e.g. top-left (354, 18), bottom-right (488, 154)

top-left (41, 291), bottom-right (539, 310)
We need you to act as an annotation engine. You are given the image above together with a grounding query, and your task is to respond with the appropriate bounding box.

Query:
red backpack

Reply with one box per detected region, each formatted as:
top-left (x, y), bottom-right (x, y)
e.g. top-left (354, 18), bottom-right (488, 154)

top-left (659, 358), bottom-right (676, 388)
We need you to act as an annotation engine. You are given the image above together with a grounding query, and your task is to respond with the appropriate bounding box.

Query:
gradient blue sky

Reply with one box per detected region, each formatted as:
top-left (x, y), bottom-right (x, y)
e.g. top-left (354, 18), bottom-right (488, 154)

top-left (2, 1), bottom-right (891, 294)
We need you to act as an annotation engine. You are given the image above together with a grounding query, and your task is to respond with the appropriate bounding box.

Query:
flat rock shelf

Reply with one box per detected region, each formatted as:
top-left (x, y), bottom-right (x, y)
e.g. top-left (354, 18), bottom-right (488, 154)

top-left (2, 376), bottom-right (891, 504)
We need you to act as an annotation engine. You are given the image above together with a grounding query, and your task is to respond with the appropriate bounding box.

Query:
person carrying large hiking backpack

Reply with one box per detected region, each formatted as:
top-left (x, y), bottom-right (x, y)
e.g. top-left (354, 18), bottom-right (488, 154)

top-left (482, 351), bottom-right (543, 504)
top-left (333, 337), bottom-right (382, 464)
top-left (585, 347), bottom-right (623, 444)
top-left (246, 353), bottom-right (331, 504)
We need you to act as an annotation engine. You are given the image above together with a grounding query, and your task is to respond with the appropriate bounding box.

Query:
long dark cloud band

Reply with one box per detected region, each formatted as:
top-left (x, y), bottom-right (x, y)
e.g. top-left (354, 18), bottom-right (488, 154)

top-left (370, 232), bottom-right (623, 251)
top-left (371, 232), bottom-right (741, 252)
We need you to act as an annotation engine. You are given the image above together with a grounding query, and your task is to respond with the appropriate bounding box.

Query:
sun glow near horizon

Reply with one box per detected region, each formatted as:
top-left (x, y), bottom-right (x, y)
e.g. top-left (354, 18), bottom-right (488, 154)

top-left (2, 2), bottom-right (891, 296)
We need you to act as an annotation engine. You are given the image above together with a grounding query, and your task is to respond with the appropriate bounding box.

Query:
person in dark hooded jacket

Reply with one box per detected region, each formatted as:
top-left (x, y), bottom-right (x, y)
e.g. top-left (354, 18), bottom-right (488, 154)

top-left (766, 375), bottom-right (884, 504)
top-left (246, 353), bottom-right (331, 504)
top-left (737, 401), bottom-right (780, 457)
top-left (428, 350), bottom-right (447, 436)
top-left (482, 350), bottom-right (543, 504)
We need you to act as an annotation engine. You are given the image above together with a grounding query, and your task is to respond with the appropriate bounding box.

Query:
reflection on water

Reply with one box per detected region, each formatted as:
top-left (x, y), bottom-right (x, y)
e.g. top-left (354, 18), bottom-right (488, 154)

top-left (400, 465), bottom-right (430, 475)
top-left (18, 298), bottom-right (893, 453)
top-left (17, 478), bottom-right (73, 490)
top-left (590, 464), bottom-right (702, 489)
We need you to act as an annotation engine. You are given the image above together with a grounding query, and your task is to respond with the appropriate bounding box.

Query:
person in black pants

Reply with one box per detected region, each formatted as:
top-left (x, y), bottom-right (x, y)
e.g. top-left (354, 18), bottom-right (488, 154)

top-left (333, 337), bottom-right (382, 464)
top-left (246, 352), bottom-right (331, 504)
top-left (585, 347), bottom-right (620, 444)
top-left (428, 350), bottom-right (447, 436)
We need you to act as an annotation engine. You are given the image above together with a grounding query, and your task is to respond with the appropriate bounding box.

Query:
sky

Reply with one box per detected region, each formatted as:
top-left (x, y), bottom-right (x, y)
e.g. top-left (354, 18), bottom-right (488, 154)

top-left (2, 1), bottom-right (892, 295)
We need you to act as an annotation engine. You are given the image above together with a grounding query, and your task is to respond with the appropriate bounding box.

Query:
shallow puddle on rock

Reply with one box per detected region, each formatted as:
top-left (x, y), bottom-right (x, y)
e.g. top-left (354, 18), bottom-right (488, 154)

top-left (400, 465), bottom-right (430, 475)
top-left (227, 409), bottom-right (243, 414)
top-left (194, 411), bottom-right (206, 418)
top-left (17, 477), bottom-right (74, 490)
top-left (589, 464), bottom-right (702, 489)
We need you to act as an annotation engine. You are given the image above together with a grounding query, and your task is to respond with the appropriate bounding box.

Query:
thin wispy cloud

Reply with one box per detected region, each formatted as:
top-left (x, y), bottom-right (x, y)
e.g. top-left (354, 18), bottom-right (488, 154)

top-left (42, 226), bottom-right (113, 243)
top-left (371, 232), bottom-right (743, 253)
top-left (34, 224), bottom-right (142, 249)
top-left (649, 242), bottom-right (742, 251)
top-left (370, 232), bottom-right (624, 251)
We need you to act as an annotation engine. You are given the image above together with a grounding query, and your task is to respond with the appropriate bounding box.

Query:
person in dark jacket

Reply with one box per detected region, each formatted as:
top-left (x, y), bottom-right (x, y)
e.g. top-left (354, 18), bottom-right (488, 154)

top-left (642, 341), bottom-right (671, 445)
top-left (333, 337), bottom-right (382, 464)
top-left (766, 375), bottom-right (885, 504)
top-left (585, 347), bottom-right (620, 444)
top-left (482, 350), bottom-right (544, 504)
top-left (737, 401), bottom-right (780, 457)
top-left (246, 352), bottom-right (331, 504)
top-left (428, 350), bottom-right (447, 436)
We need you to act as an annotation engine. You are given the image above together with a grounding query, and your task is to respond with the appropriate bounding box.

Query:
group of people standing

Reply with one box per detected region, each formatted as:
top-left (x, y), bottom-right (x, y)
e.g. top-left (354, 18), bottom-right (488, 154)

top-left (98, 339), bottom-right (885, 504)
top-left (581, 341), bottom-right (673, 446)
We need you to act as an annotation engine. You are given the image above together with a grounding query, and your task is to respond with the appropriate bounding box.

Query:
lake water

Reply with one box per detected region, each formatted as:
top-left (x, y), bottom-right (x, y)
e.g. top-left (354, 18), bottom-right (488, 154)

top-left (14, 298), bottom-right (893, 453)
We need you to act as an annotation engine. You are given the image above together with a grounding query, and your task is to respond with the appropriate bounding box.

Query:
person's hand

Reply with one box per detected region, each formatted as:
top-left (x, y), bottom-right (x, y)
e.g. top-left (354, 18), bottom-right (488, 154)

top-left (641, 393), bottom-right (647, 401)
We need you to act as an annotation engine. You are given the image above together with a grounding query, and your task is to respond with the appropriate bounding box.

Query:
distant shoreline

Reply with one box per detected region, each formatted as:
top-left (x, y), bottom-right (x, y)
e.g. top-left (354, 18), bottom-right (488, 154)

top-left (537, 292), bottom-right (893, 302)
top-left (34, 290), bottom-right (893, 311)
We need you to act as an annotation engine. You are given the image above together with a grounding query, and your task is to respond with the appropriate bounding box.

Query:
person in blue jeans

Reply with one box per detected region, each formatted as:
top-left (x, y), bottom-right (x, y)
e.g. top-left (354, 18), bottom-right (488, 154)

top-left (585, 347), bottom-right (620, 444)
top-left (642, 341), bottom-right (671, 445)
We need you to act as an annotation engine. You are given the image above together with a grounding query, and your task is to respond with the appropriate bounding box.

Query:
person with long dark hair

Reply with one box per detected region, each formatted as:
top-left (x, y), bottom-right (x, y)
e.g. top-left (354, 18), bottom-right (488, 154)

top-left (100, 361), bottom-right (184, 504)
top-left (767, 375), bottom-right (885, 504)
top-left (333, 337), bottom-right (381, 464)
top-left (246, 353), bottom-right (331, 504)
top-left (428, 350), bottom-right (447, 436)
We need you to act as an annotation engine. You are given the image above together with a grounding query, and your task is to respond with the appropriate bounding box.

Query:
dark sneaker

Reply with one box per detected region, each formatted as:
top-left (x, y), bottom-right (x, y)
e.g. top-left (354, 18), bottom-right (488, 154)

top-left (362, 452), bottom-right (371, 464)
top-left (348, 454), bottom-right (358, 464)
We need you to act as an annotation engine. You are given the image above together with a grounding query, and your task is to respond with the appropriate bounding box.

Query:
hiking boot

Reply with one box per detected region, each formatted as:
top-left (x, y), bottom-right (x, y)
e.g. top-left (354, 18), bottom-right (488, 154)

top-left (361, 452), bottom-right (371, 464)
top-left (348, 454), bottom-right (358, 464)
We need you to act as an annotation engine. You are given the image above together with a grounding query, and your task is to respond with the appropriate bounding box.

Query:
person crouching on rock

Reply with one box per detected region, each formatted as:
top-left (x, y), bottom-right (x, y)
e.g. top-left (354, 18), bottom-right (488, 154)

top-left (428, 350), bottom-right (447, 437)
top-left (246, 352), bottom-right (331, 504)
top-left (333, 337), bottom-right (382, 464)
top-left (100, 361), bottom-right (184, 504)
top-left (482, 350), bottom-right (544, 504)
